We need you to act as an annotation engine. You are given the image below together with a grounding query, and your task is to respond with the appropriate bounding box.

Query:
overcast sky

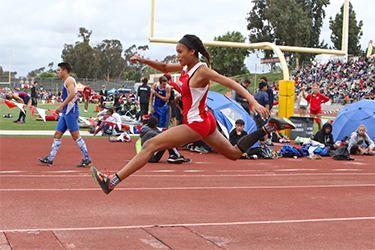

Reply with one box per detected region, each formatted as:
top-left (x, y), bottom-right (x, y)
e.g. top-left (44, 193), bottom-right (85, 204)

top-left (0, 0), bottom-right (373, 77)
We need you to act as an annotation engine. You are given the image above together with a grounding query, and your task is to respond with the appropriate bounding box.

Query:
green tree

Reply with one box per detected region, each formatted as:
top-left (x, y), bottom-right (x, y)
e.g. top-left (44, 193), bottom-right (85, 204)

top-left (94, 39), bottom-right (125, 81)
top-left (247, 0), bottom-right (330, 69)
top-left (207, 31), bottom-right (249, 76)
top-left (329, 2), bottom-right (363, 56)
top-left (120, 45), bottom-right (150, 81)
top-left (163, 54), bottom-right (178, 64)
top-left (35, 72), bottom-right (56, 80)
top-left (47, 62), bottom-right (54, 73)
top-left (61, 27), bottom-right (95, 79)
top-left (27, 67), bottom-right (45, 77)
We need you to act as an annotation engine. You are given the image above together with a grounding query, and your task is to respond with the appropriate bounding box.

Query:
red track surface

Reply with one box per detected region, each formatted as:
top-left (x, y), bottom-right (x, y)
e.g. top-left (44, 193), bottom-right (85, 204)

top-left (1, 137), bottom-right (374, 249)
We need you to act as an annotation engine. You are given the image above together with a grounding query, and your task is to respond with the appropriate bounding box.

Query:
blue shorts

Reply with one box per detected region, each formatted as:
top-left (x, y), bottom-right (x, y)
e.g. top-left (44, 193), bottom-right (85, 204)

top-left (56, 112), bottom-right (79, 133)
top-left (152, 105), bottom-right (168, 128)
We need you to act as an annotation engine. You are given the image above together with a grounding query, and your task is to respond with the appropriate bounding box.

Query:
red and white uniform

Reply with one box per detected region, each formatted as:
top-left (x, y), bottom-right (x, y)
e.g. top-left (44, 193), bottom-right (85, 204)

top-left (305, 92), bottom-right (330, 114)
top-left (177, 62), bottom-right (216, 137)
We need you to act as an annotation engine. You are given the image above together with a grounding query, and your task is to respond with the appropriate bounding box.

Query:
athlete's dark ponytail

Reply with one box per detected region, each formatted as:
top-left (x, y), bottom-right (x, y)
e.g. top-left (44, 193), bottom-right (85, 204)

top-left (180, 34), bottom-right (211, 67)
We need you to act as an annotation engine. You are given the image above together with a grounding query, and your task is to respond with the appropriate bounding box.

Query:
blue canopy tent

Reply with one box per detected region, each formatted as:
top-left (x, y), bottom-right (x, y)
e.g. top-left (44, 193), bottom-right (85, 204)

top-left (118, 87), bottom-right (132, 94)
top-left (107, 88), bottom-right (118, 95)
top-left (206, 91), bottom-right (258, 147)
top-left (332, 99), bottom-right (375, 142)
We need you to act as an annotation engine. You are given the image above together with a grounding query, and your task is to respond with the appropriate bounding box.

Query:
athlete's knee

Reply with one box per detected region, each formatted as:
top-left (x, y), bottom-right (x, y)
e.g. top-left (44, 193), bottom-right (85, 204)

top-left (142, 138), bottom-right (159, 152)
top-left (226, 154), bottom-right (240, 161)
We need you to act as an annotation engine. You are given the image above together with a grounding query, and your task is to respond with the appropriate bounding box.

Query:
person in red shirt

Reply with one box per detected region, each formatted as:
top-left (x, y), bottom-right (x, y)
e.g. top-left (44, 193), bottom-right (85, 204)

top-left (83, 83), bottom-right (92, 112)
top-left (303, 84), bottom-right (330, 130)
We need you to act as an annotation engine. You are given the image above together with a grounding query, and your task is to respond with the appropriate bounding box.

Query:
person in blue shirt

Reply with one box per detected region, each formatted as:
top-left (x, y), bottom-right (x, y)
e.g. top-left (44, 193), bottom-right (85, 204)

top-left (260, 76), bottom-right (274, 111)
top-left (150, 76), bottom-right (171, 129)
top-left (254, 82), bottom-right (269, 142)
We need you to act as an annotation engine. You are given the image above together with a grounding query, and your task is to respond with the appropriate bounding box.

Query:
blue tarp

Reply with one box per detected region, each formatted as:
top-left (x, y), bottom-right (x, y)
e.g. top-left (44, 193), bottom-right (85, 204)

top-left (332, 99), bottom-right (375, 142)
top-left (206, 91), bottom-right (258, 147)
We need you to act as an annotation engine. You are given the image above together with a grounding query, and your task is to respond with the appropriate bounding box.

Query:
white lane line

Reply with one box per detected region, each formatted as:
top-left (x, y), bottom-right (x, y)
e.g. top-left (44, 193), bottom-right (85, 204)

top-left (1, 172), bottom-right (374, 178)
top-left (2, 216), bottom-right (374, 233)
top-left (1, 183), bottom-right (374, 192)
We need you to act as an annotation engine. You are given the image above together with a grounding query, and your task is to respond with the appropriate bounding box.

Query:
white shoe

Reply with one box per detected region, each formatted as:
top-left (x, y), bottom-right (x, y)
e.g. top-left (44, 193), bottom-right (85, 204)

top-left (84, 110), bottom-right (88, 112)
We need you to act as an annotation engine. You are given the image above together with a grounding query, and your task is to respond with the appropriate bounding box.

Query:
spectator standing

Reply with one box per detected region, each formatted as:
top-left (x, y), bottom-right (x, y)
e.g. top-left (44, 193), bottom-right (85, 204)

top-left (164, 74), bottom-right (177, 127)
top-left (99, 85), bottom-right (108, 104)
top-left (297, 87), bottom-right (308, 117)
top-left (234, 79), bottom-right (251, 114)
top-left (30, 81), bottom-right (38, 106)
top-left (150, 76), bottom-right (171, 129)
top-left (136, 78), bottom-right (151, 120)
top-left (83, 83), bottom-right (92, 112)
top-left (303, 84), bottom-right (330, 130)
top-left (260, 76), bottom-right (274, 111)
top-left (253, 82), bottom-right (270, 142)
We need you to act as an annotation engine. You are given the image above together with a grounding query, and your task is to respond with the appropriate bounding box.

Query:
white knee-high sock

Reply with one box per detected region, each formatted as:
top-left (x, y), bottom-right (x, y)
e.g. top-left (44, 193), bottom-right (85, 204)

top-left (48, 138), bottom-right (62, 161)
top-left (76, 137), bottom-right (90, 160)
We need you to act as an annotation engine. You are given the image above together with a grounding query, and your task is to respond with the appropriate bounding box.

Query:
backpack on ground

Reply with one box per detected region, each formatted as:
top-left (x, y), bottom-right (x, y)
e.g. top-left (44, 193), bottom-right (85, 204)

top-left (333, 146), bottom-right (353, 161)
top-left (280, 144), bottom-right (304, 158)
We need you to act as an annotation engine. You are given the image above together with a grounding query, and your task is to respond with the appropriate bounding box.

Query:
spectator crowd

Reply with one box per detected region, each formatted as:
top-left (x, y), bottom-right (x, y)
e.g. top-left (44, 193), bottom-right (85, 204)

top-left (292, 57), bottom-right (375, 104)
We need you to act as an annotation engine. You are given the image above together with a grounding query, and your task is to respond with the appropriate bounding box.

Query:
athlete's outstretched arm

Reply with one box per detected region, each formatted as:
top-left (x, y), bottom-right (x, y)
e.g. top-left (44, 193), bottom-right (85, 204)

top-left (200, 67), bottom-right (270, 118)
top-left (130, 55), bottom-right (183, 73)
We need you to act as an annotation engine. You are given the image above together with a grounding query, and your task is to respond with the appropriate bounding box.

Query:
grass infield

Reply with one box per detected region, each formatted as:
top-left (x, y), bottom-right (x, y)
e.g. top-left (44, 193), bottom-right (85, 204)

top-left (0, 102), bottom-right (98, 131)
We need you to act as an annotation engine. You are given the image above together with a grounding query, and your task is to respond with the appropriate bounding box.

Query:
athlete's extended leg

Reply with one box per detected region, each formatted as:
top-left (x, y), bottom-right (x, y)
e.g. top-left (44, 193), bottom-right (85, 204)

top-left (236, 116), bottom-right (296, 153)
top-left (203, 130), bottom-right (244, 160)
top-left (91, 125), bottom-right (202, 194)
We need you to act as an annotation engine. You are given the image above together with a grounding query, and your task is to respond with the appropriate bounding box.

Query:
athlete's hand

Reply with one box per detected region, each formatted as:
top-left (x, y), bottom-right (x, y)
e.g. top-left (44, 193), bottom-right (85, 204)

top-left (251, 102), bottom-right (269, 119)
top-left (130, 55), bottom-right (144, 64)
top-left (55, 105), bottom-right (63, 115)
top-left (150, 106), bottom-right (155, 114)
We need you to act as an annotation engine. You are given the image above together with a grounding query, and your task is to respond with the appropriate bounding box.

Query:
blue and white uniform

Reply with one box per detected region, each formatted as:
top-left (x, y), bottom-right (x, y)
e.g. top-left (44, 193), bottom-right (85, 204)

top-left (152, 83), bottom-right (169, 128)
top-left (56, 77), bottom-right (80, 133)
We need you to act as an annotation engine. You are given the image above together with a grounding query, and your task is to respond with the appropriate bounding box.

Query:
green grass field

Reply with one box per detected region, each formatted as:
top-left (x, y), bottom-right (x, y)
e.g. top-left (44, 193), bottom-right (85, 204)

top-left (0, 102), bottom-right (98, 131)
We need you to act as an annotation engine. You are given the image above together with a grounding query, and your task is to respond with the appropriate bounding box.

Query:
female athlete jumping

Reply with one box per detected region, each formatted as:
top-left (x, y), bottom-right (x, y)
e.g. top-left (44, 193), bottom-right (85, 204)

top-left (91, 34), bottom-right (294, 194)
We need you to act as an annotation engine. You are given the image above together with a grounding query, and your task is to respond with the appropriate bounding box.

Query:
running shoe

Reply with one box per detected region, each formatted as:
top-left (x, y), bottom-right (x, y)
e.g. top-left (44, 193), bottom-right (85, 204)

top-left (181, 157), bottom-right (192, 164)
top-left (17, 121), bottom-right (25, 124)
top-left (267, 116), bottom-right (296, 130)
top-left (193, 146), bottom-right (209, 154)
top-left (38, 156), bottom-right (53, 166)
top-left (91, 167), bottom-right (114, 194)
top-left (77, 158), bottom-right (92, 168)
top-left (167, 155), bottom-right (183, 164)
